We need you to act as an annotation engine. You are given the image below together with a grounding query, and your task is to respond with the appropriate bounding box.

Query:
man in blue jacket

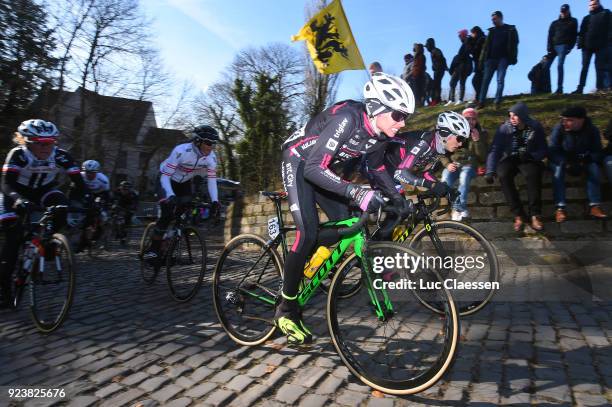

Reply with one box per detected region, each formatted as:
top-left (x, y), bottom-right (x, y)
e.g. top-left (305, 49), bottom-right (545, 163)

top-left (485, 102), bottom-right (548, 231)
top-left (549, 106), bottom-right (607, 222)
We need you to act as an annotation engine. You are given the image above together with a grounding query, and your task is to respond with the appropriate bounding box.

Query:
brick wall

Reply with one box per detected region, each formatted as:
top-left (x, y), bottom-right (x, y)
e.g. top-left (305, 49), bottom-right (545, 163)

top-left (224, 172), bottom-right (612, 242)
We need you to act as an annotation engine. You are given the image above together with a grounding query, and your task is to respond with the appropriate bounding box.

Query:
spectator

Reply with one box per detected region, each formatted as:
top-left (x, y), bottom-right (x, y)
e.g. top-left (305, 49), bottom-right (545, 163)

top-left (603, 119), bottom-right (612, 187)
top-left (574, 0), bottom-right (611, 93)
top-left (412, 43), bottom-right (427, 107)
top-left (447, 29), bottom-right (473, 106)
top-left (401, 54), bottom-right (414, 83)
top-left (469, 26), bottom-right (486, 102)
top-left (478, 11), bottom-right (519, 109)
top-left (440, 108), bottom-right (489, 221)
top-left (549, 106), bottom-right (607, 221)
top-left (485, 102), bottom-right (548, 232)
top-left (424, 72), bottom-right (434, 106)
top-left (547, 4), bottom-right (578, 94)
top-left (528, 54), bottom-right (552, 94)
top-left (369, 61), bottom-right (383, 76)
top-left (425, 38), bottom-right (448, 106)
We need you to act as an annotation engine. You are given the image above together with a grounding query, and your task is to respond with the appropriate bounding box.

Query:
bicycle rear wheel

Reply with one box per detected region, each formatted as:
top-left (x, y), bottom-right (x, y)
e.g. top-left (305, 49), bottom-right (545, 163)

top-left (409, 220), bottom-right (499, 316)
top-left (139, 222), bottom-right (159, 284)
top-left (327, 242), bottom-right (459, 395)
top-left (166, 226), bottom-right (206, 302)
top-left (30, 234), bottom-right (75, 333)
top-left (213, 234), bottom-right (283, 346)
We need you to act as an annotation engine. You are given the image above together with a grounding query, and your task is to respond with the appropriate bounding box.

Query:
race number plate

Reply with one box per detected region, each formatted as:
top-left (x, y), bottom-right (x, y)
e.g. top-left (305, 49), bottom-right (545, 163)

top-left (267, 217), bottom-right (280, 239)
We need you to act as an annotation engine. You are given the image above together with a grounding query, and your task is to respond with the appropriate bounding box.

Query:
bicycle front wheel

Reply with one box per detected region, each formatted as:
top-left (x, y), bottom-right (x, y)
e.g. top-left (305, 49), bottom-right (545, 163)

top-left (166, 227), bottom-right (206, 302)
top-left (409, 220), bottom-right (499, 316)
top-left (213, 234), bottom-right (283, 346)
top-left (327, 242), bottom-right (459, 395)
top-left (139, 222), bottom-right (159, 285)
top-left (30, 234), bottom-right (76, 333)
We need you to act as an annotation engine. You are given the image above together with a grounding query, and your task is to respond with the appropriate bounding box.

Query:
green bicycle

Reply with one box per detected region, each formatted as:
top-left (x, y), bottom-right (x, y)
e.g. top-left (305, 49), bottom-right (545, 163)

top-left (213, 191), bottom-right (459, 395)
top-left (337, 190), bottom-right (500, 316)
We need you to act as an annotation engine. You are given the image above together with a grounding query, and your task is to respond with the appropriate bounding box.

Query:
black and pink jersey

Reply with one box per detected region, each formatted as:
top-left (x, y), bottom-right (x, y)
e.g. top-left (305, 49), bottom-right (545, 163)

top-left (281, 100), bottom-right (399, 199)
top-left (369, 131), bottom-right (444, 189)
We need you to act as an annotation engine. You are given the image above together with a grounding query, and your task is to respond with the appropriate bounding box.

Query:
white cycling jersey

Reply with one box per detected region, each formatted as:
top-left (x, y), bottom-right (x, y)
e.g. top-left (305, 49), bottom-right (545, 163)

top-left (159, 142), bottom-right (218, 201)
top-left (80, 171), bottom-right (110, 195)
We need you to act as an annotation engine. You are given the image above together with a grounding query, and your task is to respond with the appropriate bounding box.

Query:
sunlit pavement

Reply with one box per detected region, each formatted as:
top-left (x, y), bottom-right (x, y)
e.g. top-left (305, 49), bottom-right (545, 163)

top-left (1, 228), bottom-right (611, 406)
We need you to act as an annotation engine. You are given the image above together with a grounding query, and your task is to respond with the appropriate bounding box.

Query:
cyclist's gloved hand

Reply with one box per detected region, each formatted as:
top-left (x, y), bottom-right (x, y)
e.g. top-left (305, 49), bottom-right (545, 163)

top-left (485, 173), bottom-right (496, 185)
top-left (211, 201), bottom-right (221, 218)
top-left (346, 185), bottom-right (384, 212)
top-left (430, 182), bottom-right (450, 198)
top-left (392, 196), bottom-right (414, 219)
top-left (13, 198), bottom-right (32, 213)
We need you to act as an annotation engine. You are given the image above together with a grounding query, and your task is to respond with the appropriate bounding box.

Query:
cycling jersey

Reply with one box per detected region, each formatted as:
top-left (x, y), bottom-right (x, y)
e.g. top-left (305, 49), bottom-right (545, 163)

top-left (282, 100), bottom-right (399, 200)
top-left (159, 142), bottom-right (218, 202)
top-left (370, 131), bottom-right (445, 189)
top-left (80, 172), bottom-right (110, 195)
top-left (2, 146), bottom-right (81, 197)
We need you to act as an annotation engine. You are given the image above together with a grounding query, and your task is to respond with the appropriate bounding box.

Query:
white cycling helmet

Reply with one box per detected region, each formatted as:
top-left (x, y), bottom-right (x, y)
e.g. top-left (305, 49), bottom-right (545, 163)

top-left (18, 119), bottom-right (59, 143)
top-left (82, 160), bottom-right (101, 172)
top-left (363, 72), bottom-right (415, 116)
top-left (436, 111), bottom-right (471, 140)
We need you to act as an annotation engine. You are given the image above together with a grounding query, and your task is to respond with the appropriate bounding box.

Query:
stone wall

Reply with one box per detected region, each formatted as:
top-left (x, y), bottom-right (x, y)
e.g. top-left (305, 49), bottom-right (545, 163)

top-left (224, 171), bottom-right (612, 242)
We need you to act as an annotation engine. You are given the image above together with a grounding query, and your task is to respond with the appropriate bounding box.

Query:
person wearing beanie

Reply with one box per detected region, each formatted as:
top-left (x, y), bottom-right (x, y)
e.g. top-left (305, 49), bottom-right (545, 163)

top-left (446, 29), bottom-right (474, 106)
top-left (477, 11), bottom-right (519, 109)
top-left (549, 106), bottom-right (607, 222)
top-left (440, 108), bottom-right (489, 221)
top-left (485, 102), bottom-right (548, 231)
top-left (546, 4), bottom-right (578, 94)
top-left (574, 0), bottom-right (611, 93)
top-left (469, 26), bottom-right (487, 103)
top-left (425, 37), bottom-right (448, 106)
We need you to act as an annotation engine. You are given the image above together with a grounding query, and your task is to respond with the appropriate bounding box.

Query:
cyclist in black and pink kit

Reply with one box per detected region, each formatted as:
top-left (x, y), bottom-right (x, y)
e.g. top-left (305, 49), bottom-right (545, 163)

top-left (365, 111), bottom-right (471, 238)
top-left (0, 120), bottom-right (87, 308)
top-left (276, 72), bottom-right (416, 345)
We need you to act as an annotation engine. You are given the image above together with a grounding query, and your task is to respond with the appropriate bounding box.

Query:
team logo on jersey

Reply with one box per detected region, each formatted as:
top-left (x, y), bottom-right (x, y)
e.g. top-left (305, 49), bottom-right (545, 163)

top-left (410, 146), bottom-right (420, 155)
top-left (326, 139), bottom-right (338, 151)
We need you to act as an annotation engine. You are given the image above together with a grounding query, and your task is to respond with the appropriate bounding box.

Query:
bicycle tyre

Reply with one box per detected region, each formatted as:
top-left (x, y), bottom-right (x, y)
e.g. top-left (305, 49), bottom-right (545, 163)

top-left (30, 233), bottom-right (75, 333)
top-left (327, 242), bottom-right (459, 395)
top-left (213, 233), bottom-right (283, 346)
top-left (140, 222), bottom-right (159, 284)
top-left (409, 220), bottom-right (499, 316)
top-left (166, 226), bottom-right (206, 302)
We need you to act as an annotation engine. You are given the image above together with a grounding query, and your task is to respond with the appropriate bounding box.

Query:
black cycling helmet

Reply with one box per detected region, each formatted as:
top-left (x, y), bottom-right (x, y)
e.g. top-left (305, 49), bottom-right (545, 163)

top-left (191, 125), bottom-right (219, 144)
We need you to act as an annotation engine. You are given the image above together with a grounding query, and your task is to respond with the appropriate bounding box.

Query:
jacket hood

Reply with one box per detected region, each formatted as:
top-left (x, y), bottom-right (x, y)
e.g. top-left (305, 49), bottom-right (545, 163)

top-left (509, 102), bottom-right (531, 123)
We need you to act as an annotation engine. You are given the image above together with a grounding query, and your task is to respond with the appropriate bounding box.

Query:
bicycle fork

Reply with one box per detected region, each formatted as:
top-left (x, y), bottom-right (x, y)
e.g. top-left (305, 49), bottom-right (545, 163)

top-left (360, 256), bottom-right (394, 322)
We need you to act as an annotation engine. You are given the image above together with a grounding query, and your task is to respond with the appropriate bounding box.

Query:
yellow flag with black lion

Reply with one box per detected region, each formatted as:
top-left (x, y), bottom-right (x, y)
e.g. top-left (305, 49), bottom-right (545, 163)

top-left (291, 0), bottom-right (365, 74)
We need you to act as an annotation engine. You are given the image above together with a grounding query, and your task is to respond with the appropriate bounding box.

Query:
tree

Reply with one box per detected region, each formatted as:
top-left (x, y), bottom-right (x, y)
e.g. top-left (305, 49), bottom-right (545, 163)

top-left (233, 74), bottom-right (294, 192)
top-left (0, 0), bottom-right (58, 135)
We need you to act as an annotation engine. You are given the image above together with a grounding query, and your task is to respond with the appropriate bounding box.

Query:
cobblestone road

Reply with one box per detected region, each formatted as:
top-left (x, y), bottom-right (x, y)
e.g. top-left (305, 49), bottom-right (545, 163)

top-left (1, 226), bottom-right (611, 406)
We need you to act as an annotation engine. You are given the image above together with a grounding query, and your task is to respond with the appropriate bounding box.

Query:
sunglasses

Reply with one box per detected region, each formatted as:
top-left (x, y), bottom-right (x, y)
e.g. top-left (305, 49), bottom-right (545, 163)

top-left (390, 110), bottom-right (409, 122)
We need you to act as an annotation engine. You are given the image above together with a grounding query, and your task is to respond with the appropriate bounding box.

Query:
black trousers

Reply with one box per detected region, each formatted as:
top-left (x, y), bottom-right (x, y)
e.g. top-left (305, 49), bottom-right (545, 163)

top-left (281, 154), bottom-right (350, 298)
top-left (472, 68), bottom-right (483, 101)
top-left (432, 70), bottom-right (444, 103)
top-left (497, 158), bottom-right (543, 218)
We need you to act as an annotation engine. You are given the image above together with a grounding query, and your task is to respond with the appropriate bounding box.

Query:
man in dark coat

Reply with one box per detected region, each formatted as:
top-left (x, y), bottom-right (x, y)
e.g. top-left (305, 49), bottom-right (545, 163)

top-left (485, 102), bottom-right (548, 231)
top-left (574, 0), bottom-right (611, 93)
top-left (425, 38), bottom-right (448, 106)
top-left (469, 26), bottom-right (486, 102)
top-left (547, 4), bottom-right (578, 94)
top-left (477, 11), bottom-right (519, 109)
top-left (549, 106), bottom-right (607, 222)
top-left (528, 54), bottom-right (552, 94)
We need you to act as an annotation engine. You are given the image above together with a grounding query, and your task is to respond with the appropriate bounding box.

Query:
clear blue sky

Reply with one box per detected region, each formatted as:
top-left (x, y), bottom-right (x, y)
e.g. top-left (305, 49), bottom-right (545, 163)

top-left (142, 0), bottom-right (599, 105)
